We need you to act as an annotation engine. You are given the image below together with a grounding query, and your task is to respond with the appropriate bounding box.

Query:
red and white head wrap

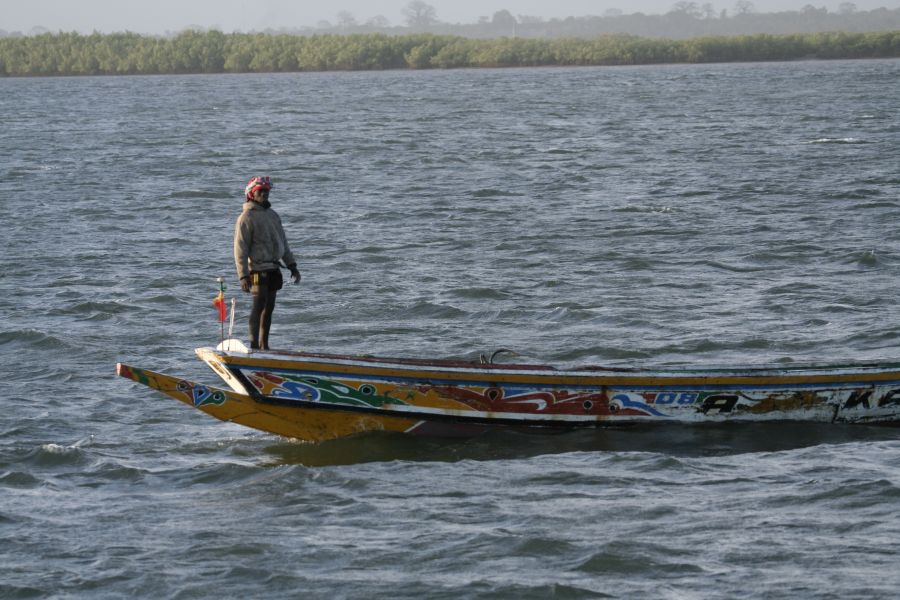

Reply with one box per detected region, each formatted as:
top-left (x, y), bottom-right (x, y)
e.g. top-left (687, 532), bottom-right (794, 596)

top-left (245, 176), bottom-right (273, 201)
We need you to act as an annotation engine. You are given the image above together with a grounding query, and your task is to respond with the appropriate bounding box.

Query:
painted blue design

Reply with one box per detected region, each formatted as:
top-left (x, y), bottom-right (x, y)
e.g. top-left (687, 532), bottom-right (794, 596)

top-left (270, 380), bottom-right (322, 402)
top-left (177, 381), bottom-right (226, 408)
top-left (610, 393), bottom-right (668, 417)
top-left (256, 372), bottom-right (402, 407)
top-left (654, 392), bottom-right (699, 405)
top-left (502, 387), bottom-right (538, 397)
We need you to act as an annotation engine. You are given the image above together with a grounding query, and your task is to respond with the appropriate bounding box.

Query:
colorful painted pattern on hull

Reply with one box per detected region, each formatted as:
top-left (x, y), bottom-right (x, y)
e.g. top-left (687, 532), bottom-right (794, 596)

top-left (116, 363), bottom-right (423, 442)
top-left (117, 350), bottom-right (900, 445)
top-left (196, 348), bottom-right (900, 426)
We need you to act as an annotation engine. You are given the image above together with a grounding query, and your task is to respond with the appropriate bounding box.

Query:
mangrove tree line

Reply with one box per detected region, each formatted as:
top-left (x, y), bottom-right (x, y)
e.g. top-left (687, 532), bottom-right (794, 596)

top-left (1, 29), bottom-right (899, 76)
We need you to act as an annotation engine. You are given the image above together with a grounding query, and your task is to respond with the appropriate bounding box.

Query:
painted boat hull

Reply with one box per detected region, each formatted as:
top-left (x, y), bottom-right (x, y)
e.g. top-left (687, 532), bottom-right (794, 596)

top-left (116, 363), bottom-right (423, 441)
top-left (116, 341), bottom-right (900, 443)
top-left (188, 343), bottom-right (900, 435)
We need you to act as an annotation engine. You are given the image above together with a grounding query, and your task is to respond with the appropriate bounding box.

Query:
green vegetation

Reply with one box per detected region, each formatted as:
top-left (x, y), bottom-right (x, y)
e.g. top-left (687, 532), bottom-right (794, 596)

top-left (1, 30), bottom-right (899, 76)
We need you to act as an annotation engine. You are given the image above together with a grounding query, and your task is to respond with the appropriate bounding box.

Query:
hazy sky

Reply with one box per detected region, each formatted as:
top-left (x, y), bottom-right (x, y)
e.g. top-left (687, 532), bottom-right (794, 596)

top-left (3, 0), bottom-right (898, 33)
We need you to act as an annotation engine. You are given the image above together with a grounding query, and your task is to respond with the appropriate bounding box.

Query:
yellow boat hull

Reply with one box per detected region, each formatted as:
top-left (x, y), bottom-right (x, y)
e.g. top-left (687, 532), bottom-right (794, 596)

top-left (116, 363), bottom-right (421, 442)
top-left (117, 342), bottom-right (900, 444)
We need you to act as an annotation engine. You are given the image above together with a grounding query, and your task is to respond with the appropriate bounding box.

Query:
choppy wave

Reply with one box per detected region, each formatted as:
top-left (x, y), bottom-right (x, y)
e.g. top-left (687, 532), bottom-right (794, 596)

top-left (805, 137), bottom-right (868, 144)
top-left (0, 329), bottom-right (68, 350)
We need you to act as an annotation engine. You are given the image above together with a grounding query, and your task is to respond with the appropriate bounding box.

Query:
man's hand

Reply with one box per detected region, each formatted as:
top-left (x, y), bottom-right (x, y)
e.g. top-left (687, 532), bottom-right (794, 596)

top-left (289, 265), bottom-right (301, 285)
top-left (240, 276), bottom-right (251, 293)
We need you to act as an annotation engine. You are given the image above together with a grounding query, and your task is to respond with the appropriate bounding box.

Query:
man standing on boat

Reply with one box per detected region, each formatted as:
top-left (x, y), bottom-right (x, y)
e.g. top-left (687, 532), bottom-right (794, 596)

top-left (233, 176), bottom-right (301, 351)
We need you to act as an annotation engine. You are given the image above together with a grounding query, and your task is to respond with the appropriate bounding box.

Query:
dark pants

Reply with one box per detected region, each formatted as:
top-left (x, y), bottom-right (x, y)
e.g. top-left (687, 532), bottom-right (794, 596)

top-left (249, 270), bottom-right (282, 350)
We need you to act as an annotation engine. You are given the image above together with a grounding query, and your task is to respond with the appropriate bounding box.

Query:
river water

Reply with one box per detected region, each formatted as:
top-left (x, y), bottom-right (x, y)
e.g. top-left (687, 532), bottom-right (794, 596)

top-left (2, 59), bottom-right (900, 598)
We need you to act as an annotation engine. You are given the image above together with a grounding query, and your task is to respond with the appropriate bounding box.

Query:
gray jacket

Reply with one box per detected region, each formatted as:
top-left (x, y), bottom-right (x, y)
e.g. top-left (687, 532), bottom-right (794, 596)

top-left (233, 201), bottom-right (296, 280)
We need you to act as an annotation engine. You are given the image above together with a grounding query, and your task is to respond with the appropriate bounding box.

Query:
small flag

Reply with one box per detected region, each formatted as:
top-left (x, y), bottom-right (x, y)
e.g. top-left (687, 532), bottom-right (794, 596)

top-left (213, 290), bottom-right (228, 323)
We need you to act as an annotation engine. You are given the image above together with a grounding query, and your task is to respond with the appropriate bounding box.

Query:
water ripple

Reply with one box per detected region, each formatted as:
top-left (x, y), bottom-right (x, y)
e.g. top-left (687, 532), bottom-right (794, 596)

top-left (2, 60), bottom-right (900, 600)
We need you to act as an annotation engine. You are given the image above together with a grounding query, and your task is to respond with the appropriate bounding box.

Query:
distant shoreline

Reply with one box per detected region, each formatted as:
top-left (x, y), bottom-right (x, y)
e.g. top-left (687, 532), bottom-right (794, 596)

top-left (1, 30), bottom-right (898, 77)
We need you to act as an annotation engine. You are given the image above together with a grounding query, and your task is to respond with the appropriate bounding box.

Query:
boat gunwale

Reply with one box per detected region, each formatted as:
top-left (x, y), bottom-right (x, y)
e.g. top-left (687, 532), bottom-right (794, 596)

top-left (197, 347), bottom-right (900, 387)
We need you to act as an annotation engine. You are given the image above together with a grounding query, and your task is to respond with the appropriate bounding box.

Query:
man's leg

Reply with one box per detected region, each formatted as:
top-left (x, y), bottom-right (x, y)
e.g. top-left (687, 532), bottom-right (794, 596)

top-left (248, 291), bottom-right (264, 350)
top-left (259, 290), bottom-right (277, 350)
top-left (248, 281), bottom-right (273, 350)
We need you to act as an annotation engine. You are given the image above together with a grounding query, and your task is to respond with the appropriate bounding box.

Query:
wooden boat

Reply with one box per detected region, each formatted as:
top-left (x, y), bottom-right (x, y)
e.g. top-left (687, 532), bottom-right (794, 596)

top-left (117, 339), bottom-right (900, 442)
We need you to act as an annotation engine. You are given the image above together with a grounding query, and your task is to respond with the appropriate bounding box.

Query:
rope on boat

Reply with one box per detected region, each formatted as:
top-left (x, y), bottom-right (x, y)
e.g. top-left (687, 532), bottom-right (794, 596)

top-left (480, 348), bottom-right (518, 365)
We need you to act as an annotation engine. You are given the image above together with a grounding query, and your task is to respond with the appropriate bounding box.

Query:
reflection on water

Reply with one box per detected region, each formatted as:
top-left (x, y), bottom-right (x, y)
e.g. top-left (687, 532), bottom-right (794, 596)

top-left (262, 422), bottom-right (900, 467)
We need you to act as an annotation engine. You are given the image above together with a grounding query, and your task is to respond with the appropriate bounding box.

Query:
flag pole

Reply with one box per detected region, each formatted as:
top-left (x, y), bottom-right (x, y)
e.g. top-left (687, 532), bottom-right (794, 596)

top-left (217, 277), bottom-right (225, 345)
top-left (228, 297), bottom-right (236, 339)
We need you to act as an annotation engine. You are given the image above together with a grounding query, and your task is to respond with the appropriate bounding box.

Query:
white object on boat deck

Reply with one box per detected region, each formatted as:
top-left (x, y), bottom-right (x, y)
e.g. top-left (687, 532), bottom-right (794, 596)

top-left (216, 338), bottom-right (249, 353)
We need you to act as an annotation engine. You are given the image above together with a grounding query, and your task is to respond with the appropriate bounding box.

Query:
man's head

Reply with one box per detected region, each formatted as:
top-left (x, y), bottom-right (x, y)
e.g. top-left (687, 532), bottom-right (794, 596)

top-left (253, 188), bottom-right (269, 203)
top-left (245, 176), bottom-right (273, 202)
